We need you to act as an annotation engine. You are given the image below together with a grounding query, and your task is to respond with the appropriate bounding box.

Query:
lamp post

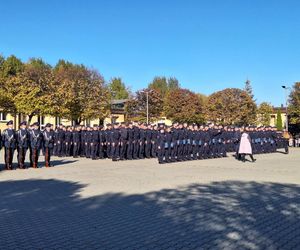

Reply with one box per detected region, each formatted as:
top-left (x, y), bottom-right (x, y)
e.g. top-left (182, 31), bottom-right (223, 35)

top-left (141, 89), bottom-right (154, 124)
top-left (146, 91), bottom-right (149, 124)
top-left (110, 91), bottom-right (116, 124)
top-left (281, 85), bottom-right (291, 132)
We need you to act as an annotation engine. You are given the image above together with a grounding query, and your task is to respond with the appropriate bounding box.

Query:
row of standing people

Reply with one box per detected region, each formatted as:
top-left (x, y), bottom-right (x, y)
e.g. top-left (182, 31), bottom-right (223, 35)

top-left (1, 121), bottom-right (54, 170)
top-left (1, 120), bottom-right (288, 169)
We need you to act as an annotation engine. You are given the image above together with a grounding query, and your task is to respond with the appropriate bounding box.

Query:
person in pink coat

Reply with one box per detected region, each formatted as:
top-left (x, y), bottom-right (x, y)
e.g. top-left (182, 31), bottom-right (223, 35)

top-left (238, 127), bottom-right (256, 163)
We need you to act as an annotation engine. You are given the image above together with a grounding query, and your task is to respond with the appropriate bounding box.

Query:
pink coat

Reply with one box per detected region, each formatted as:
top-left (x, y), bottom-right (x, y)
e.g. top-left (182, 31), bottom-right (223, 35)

top-left (238, 132), bottom-right (252, 154)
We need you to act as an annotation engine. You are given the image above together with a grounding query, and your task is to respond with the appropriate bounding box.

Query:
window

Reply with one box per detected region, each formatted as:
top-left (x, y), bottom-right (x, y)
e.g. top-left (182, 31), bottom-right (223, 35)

top-left (0, 112), bottom-right (8, 121)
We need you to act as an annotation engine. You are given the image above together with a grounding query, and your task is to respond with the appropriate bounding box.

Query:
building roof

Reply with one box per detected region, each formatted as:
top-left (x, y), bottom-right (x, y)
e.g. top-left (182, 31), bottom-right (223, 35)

top-left (111, 99), bottom-right (129, 105)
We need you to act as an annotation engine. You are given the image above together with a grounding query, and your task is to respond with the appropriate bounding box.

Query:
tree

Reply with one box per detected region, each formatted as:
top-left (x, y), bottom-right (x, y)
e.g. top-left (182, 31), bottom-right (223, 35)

top-left (168, 77), bottom-right (180, 90)
top-left (244, 79), bottom-right (254, 100)
top-left (206, 88), bottom-right (257, 125)
top-left (257, 102), bottom-right (273, 126)
top-left (148, 76), bottom-right (180, 98)
top-left (276, 110), bottom-right (283, 131)
top-left (126, 88), bottom-right (163, 122)
top-left (0, 55), bottom-right (25, 114)
top-left (164, 88), bottom-right (205, 124)
top-left (0, 54), bottom-right (5, 69)
top-left (108, 77), bottom-right (130, 99)
top-left (289, 82), bottom-right (300, 124)
top-left (0, 58), bottom-right (56, 123)
top-left (53, 61), bottom-right (110, 124)
top-left (197, 93), bottom-right (208, 106)
top-left (0, 55), bottom-right (24, 78)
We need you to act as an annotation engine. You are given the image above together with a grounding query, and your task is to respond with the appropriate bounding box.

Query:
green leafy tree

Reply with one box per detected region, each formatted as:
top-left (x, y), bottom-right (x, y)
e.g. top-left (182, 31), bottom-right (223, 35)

top-left (108, 77), bottom-right (130, 99)
top-left (276, 109), bottom-right (283, 130)
top-left (164, 88), bottom-right (205, 124)
top-left (168, 77), bottom-right (180, 90)
top-left (197, 93), bottom-right (208, 106)
top-left (289, 82), bottom-right (300, 124)
top-left (148, 76), bottom-right (180, 98)
top-left (206, 88), bottom-right (257, 125)
top-left (0, 54), bottom-right (5, 70)
top-left (244, 79), bottom-right (254, 99)
top-left (53, 61), bottom-right (110, 124)
top-left (8, 58), bottom-right (54, 123)
top-left (257, 102), bottom-right (273, 126)
top-left (0, 55), bottom-right (24, 78)
top-left (0, 55), bottom-right (25, 114)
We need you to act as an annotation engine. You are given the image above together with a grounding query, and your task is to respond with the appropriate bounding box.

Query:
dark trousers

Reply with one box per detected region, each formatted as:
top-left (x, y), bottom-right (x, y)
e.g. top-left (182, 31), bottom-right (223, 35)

top-left (80, 141), bottom-right (85, 156)
top-left (111, 143), bottom-right (119, 160)
top-left (85, 143), bottom-right (91, 158)
top-left (56, 142), bottom-right (63, 157)
top-left (139, 141), bottom-right (145, 158)
top-left (98, 144), bottom-right (104, 159)
top-left (151, 142), bottom-right (157, 157)
top-left (90, 143), bottom-right (98, 159)
top-left (31, 148), bottom-right (40, 168)
top-left (65, 142), bottom-right (72, 156)
top-left (177, 143), bottom-right (184, 160)
top-left (73, 142), bottom-right (80, 157)
top-left (145, 141), bottom-right (151, 158)
top-left (192, 145), bottom-right (198, 159)
top-left (120, 140), bottom-right (127, 160)
top-left (157, 148), bottom-right (165, 163)
top-left (4, 147), bottom-right (14, 169)
top-left (44, 147), bottom-right (52, 167)
top-left (133, 141), bottom-right (139, 159)
top-left (203, 144), bottom-right (210, 159)
top-left (106, 143), bottom-right (112, 158)
top-left (17, 147), bottom-right (27, 168)
top-left (53, 143), bottom-right (57, 156)
top-left (126, 141), bottom-right (133, 160)
top-left (164, 147), bottom-right (171, 162)
top-left (171, 143), bottom-right (178, 161)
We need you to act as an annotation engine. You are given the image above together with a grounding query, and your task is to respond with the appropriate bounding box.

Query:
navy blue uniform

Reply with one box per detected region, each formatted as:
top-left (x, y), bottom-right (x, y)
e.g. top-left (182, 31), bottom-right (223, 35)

top-left (29, 129), bottom-right (43, 168)
top-left (2, 128), bottom-right (16, 170)
top-left (72, 130), bottom-right (81, 158)
top-left (16, 128), bottom-right (29, 169)
top-left (43, 130), bottom-right (55, 167)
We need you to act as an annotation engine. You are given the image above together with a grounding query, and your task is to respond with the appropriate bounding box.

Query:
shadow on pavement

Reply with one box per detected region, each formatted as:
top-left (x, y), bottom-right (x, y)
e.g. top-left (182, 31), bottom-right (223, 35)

top-left (0, 180), bottom-right (299, 249)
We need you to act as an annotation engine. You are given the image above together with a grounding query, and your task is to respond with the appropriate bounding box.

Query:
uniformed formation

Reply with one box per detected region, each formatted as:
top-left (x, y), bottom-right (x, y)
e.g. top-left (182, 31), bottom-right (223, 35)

top-left (0, 120), bottom-right (289, 169)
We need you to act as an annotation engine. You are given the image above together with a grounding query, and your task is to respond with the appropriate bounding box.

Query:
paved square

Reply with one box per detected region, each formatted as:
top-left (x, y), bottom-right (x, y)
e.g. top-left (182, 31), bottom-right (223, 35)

top-left (0, 149), bottom-right (299, 249)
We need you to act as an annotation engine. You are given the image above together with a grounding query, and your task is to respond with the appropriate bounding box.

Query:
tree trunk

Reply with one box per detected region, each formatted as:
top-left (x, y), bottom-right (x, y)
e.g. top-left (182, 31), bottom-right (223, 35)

top-left (28, 113), bottom-right (34, 124)
top-left (75, 118), bottom-right (81, 125)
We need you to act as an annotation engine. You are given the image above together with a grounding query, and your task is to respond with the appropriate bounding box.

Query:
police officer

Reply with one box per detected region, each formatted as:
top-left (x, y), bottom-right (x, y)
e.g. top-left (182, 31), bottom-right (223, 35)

top-left (105, 124), bottom-right (112, 158)
top-left (157, 126), bottom-right (167, 164)
top-left (139, 124), bottom-right (146, 159)
top-left (64, 126), bottom-right (73, 157)
top-left (98, 125), bottom-right (105, 159)
top-left (85, 126), bottom-right (93, 158)
top-left (126, 122), bottom-right (134, 160)
top-left (80, 126), bottom-right (87, 157)
top-left (151, 125), bottom-right (158, 158)
top-left (16, 121), bottom-right (29, 169)
top-left (119, 122), bottom-right (128, 160)
top-left (29, 122), bottom-right (43, 168)
top-left (111, 123), bottom-right (120, 161)
top-left (145, 124), bottom-right (152, 159)
top-left (90, 125), bottom-right (99, 160)
top-left (72, 126), bottom-right (81, 158)
top-left (133, 123), bottom-right (140, 159)
top-left (43, 123), bottom-right (55, 167)
top-left (2, 120), bottom-right (16, 170)
top-left (56, 124), bottom-right (65, 157)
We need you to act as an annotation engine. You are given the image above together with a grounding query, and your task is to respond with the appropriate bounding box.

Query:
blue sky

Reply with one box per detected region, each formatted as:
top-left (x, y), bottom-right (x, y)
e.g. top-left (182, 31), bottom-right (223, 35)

top-left (1, 0), bottom-right (299, 106)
